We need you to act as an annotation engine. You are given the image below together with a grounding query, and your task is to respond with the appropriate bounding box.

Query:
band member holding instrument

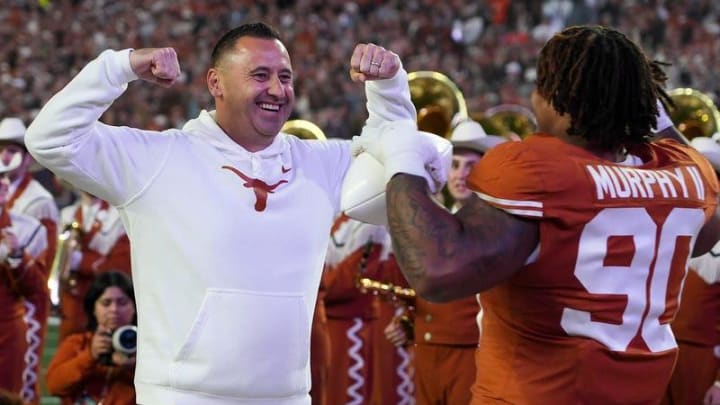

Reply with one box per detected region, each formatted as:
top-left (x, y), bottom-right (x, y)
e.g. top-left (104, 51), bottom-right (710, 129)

top-left (57, 189), bottom-right (131, 341)
top-left (0, 133), bottom-right (49, 403)
top-left (384, 118), bottom-right (506, 404)
top-left (0, 117), bottom-right (56, 405)
top-left (323, 214), bottom-right (394, 404)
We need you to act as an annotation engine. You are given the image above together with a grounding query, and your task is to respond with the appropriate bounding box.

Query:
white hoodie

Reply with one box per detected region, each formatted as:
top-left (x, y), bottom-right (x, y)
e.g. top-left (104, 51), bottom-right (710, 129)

top-left (25, 49), bottom-right (415, 404)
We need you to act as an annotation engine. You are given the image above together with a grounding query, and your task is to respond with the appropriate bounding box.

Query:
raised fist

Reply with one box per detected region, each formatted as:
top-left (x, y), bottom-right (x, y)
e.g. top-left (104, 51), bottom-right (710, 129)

top-left (129, 47), bottom-right (181, 88)
top-left (349, 43), bottom-right (402, 83)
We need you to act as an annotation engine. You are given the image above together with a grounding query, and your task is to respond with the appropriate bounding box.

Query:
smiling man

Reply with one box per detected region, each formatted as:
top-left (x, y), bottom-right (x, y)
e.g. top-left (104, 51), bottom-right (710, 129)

top-left (25, 22), bottom-right (417, 405)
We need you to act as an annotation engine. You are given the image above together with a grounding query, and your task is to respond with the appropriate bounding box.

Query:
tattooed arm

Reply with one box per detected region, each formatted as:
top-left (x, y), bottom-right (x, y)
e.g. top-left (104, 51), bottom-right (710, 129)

top-left (386, 175), bottom-right (539, 302)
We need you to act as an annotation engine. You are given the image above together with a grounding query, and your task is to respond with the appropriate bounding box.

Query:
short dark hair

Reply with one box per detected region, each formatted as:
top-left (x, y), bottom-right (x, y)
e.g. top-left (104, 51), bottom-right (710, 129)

top-left (84, 271), bottom-right (136, 331)
top-left (211, 22), bottom-right (282, 67)
top-left (535, 25), bottom-right (670, 151)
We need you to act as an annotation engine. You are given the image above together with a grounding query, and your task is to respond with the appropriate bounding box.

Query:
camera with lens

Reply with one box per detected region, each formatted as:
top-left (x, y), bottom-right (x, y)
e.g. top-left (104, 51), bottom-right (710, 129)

top-left (98, 325), bottom-right (137, 366)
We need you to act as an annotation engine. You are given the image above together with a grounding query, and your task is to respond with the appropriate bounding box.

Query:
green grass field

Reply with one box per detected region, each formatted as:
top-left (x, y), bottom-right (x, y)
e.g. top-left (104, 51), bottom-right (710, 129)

top-left (40, 316), bottom-right (61, 405)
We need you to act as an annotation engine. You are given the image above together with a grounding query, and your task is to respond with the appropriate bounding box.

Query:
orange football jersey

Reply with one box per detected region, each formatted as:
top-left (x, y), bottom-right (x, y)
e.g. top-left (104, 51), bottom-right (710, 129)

top-left (466, 134), bottom-right (719, 404)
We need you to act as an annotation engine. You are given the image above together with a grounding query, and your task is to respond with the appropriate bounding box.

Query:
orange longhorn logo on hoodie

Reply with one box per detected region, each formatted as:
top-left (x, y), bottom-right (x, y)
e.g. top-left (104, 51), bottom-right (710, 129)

top-left (222, 166), bottom-right (288, 212)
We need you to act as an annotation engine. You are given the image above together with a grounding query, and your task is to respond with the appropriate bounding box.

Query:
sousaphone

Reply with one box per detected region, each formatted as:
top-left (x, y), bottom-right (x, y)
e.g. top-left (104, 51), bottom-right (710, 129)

top-left (281, 119), bottom-right (327, 140)
top-left (668, 88), bottom-right (720, 140)
top-left (408, 71), bottom-right (468, 138)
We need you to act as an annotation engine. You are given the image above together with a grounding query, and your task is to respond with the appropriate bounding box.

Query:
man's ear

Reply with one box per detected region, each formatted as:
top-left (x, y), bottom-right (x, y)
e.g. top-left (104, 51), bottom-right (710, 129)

top-left (207, 68), bottom-right (222, 98)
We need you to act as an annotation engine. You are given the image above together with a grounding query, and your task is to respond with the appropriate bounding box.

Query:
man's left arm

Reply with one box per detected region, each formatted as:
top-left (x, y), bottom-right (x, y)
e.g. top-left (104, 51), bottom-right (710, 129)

top-left (350, 43), bottom-right (416, 127)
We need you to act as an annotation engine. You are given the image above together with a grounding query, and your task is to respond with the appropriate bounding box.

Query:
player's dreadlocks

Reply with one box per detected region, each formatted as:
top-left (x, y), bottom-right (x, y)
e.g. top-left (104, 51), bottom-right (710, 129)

top-left (535, 25), bottom-right (671, 151)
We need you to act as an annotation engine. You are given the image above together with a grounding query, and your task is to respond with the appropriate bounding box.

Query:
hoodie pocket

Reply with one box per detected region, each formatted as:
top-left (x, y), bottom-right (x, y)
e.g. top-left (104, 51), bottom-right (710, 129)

top-left (170, 288), bottom-right (309, 398)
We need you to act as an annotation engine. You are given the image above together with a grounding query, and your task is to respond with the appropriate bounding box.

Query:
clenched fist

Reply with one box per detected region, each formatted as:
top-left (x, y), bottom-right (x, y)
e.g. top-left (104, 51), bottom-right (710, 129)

top-left (129, 47), bottom-right (181, 88)
top-left (349, 43), bottom-right (402, 83)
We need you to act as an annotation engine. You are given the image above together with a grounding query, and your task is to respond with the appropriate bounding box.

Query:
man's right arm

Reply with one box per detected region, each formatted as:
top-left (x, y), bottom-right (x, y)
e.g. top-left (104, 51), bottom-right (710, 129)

top-left (25, 49), bottom-right (178, 206)
top-left (386, 175), bottom-right (539, 302)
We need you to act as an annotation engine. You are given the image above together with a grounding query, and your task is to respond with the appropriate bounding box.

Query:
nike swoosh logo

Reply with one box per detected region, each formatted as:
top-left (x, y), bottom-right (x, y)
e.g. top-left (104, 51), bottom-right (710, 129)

top-left (281, 166), bottom-right (291, 173)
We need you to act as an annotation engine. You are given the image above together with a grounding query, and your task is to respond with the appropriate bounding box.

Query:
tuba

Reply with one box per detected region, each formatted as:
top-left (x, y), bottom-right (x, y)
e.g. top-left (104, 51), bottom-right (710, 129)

top-left (469, 112), bottom-right (513, 137)
top-left (281, 119), bottom-right (327, 140)
top-left (48, 221), bottom-right (81, 306)
top-left (408, 71), bottom-right (468, 138)
top-left (668, 88), bottom-right (720, 140)
top-left (484, 104), bottom-right (537, 139)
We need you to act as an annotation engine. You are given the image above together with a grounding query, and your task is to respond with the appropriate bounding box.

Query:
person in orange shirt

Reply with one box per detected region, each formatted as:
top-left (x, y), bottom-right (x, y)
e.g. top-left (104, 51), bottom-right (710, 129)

top-left (57, 189), bottom-right (131, 340)
top-left (384, 119), bottom-right (506, 405)
top-left (364, 25), bottom-right (720, 404)
top-left (47, 271), bottom-right (136, 405)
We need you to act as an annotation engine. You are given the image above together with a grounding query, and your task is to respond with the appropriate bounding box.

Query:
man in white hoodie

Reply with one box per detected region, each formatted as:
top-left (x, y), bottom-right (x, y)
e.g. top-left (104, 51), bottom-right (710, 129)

top-left (25, 22), bottom-right (419, 405)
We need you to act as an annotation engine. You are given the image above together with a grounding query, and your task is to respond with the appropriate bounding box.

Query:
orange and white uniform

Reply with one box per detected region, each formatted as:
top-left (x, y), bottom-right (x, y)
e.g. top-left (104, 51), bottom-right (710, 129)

top-left (7, 173), bottom-right (57, 405)
top-left (0, 208), bottom-right (48, 402)
top-left (323, 215), bottom-right (412, 405)
top-left (58, 196), bottom-right (131, 340)
top-left (310, 281), bottom-right (330, 405)
top-left (468, 134), bottom-right (719, 404)
top-left (370, 255), bottom-right (415, 405)
top-left (662, 242), bottom-right (720, 405)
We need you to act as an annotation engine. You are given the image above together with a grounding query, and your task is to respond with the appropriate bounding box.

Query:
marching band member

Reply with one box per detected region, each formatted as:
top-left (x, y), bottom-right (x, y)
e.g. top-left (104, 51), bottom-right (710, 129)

top-left (57, 189), bottom-right (131, 340)
top-left (384, 119), bottom-right (506, 404)
top-left (0, 139), bottom-right (49, 404)
top-left (323, 214), bottom-right (413, 404)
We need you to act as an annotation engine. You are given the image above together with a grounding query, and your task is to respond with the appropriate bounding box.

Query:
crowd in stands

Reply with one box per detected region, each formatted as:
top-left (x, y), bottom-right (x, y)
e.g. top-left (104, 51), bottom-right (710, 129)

top-left (1, 0), bottom-right (719, 139)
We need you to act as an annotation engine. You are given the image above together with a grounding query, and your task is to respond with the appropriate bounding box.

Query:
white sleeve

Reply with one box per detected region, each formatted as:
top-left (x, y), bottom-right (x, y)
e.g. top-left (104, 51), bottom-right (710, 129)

top-left (363, 65), bottom-right (416, 129)
top-left (24, 197), bottom-right (60, 231)
top-left (25, 49), bottom-right (175, 206)
top-left (688, 243), bottom-right (720, 284)
top-left (24, 223), bottom-right (48, 261)
top-left (320, 139), bottom-right (352, 213)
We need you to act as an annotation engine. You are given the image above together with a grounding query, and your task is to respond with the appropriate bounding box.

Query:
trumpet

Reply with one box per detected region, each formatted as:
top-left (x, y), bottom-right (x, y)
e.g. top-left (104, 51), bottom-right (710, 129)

top-left (357, 277), bottom-right (416, 302)
top-left (358, 277), bottom-right (416, 341)
top-left (48, 221), bottom-right (81, 306)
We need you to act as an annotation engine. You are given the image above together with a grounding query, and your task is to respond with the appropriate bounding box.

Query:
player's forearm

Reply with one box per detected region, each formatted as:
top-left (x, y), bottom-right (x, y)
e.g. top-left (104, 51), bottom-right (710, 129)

top-left (386, 174), bottom-right (470, 301)
top-left (387, 175), bottom-right (538, 301)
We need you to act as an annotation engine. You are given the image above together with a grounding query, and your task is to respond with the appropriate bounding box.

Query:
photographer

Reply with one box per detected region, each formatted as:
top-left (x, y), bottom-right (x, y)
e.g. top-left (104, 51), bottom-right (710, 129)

top-left (46, 271), bottom-right (136, 405)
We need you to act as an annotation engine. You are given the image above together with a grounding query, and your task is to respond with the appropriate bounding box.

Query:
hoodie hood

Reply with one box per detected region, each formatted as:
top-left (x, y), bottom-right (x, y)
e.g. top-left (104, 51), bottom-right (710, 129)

top-left (183, 109), bottom-right (293, 183)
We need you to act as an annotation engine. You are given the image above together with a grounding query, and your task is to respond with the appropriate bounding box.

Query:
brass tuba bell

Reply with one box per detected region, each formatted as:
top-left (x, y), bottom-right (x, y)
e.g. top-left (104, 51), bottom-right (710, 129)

top-left (483, 104), bottom-right (537, 139)
top-left (281, 119), bottom-right (327, 140)
top-left (408, 71), bottom-right (468, 138)
top-left (668, 88), bottom-right (720, 140)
